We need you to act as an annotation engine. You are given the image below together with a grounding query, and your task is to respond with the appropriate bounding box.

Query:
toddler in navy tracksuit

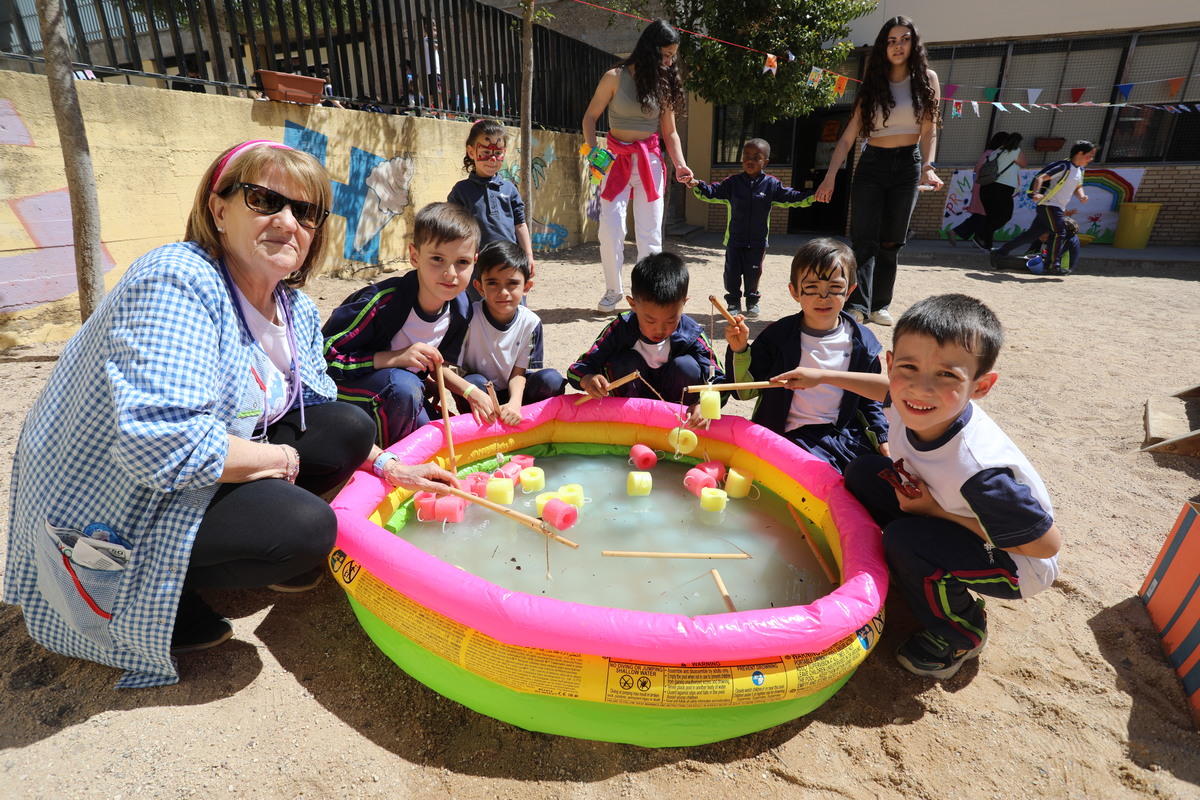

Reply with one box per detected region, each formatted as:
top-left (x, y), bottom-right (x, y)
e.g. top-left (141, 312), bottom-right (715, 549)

top-left (691, 137), bottom-right (809, 317)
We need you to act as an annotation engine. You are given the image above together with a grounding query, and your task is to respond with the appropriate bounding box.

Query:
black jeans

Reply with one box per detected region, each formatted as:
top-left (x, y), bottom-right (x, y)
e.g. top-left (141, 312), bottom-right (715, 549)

top-left (186, 401), bottom-right (376, 589)
top-left (848, 144), bottom-right (922, 315)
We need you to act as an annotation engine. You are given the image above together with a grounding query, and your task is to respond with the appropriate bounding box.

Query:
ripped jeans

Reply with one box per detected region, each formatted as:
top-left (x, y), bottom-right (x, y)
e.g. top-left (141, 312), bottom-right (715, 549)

top-left (848, 144), bottom-right (922, 315)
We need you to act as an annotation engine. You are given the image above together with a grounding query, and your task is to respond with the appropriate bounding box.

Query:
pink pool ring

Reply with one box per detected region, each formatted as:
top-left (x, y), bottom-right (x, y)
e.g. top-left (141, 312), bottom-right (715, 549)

top-left (629, 444), bottom-right (658, 470)
top-left (683, 467), bottom-right (718, 497)
top-left (541, 497), bottom-right (579, 531)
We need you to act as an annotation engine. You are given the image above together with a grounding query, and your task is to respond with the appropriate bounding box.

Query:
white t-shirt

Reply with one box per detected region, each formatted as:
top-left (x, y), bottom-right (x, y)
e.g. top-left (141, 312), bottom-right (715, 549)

top-left (633, 336), bottom-right (671, 370)
top-left (233, 283), bottom-right (293, 420)
top-left (993, 148), bottom-right (1022, 188)
top-left (390, 302), bottom-right (452, 372)
top-left (1046, 163), bottom-right (1085, 210)
top-left (785, 321), bottom-right (851, 431)
top-left (460, 301), bottom-right (540, 391)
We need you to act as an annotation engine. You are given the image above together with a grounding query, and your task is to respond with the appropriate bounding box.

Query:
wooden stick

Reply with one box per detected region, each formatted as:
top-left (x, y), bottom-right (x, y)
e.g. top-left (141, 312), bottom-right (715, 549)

top-left (574, 370), bottom-right (640, 405)
top-left (686, 380), bottom-right (777, 393)
top-left (709, 295), bottom-right (739, 327)
top-left (485, 381), bottom-right (501, 413)
top-left (786, 503), bottom-right (838, 585)
top-left (443, 485), bottom-right (579, 549)
top-left (435, 363), bottom-right (457, 473)
top-left (601, 550), bottom-right (751, 560)
top-left (710, 568), bottom-right (738, 612)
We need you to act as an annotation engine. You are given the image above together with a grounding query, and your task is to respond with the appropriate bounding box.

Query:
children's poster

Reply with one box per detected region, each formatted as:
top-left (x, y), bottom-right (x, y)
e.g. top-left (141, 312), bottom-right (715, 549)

top-left (940, 168), bottom-right (1144, 244)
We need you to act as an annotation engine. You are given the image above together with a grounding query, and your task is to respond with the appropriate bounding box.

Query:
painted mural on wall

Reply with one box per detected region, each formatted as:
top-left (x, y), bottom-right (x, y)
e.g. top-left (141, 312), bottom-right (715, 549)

top-left (941, 167), bottom-right (1144, 244)
top-left (1, 100), bottom-right (118, 315)
top-left (496, 137), bottom-right (569, 253)
top-left (283, 121), bottom-right (413, 266)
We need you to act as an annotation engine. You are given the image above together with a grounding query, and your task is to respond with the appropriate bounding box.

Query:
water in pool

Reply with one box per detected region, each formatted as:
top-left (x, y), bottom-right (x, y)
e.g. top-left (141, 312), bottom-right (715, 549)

top-left (396, 454), bottom-right (836, 616)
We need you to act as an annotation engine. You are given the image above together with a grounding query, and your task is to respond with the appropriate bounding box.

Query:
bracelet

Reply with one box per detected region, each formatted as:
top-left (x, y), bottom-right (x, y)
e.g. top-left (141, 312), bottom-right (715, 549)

top-left (463, 384), bottom-right (475, 399)
top-left (373, 451), bottom-right (400, 479)
top-left (280, 444), bottom-right (300, 484)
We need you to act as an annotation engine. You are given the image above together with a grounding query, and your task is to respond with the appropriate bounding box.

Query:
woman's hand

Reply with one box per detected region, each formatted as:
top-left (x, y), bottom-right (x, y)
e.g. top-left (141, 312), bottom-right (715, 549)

top-left (674, 164), bottom-right (694, 184)
top-left (814, 175), bottom-right (837, 203)
top-left (920, 166), bottom-right (944, 191)
top-left (382, 460), bottom-right (460, 493)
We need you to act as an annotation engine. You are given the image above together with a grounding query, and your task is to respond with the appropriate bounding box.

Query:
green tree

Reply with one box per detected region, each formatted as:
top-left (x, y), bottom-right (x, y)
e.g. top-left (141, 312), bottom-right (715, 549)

top-left (668, 0), bottom-right (873, 122)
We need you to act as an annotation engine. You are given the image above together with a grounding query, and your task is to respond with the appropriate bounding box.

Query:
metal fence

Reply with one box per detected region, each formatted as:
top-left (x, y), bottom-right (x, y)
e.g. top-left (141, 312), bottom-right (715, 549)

top-left (0, 0), bottom-right (615, 130)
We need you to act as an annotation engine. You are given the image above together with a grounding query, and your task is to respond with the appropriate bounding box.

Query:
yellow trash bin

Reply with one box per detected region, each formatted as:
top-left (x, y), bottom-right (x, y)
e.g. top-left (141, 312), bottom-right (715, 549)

top-left (1113, 202), bottom-right (1162, 249)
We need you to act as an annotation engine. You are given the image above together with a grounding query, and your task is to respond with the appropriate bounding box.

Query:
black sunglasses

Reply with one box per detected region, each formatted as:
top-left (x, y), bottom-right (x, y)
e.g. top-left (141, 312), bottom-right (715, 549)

top-left (232, 182), bottom-right (329, 229)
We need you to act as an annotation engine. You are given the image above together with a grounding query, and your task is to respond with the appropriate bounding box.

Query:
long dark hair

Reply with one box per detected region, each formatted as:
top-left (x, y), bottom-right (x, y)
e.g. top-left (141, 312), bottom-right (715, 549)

top-left (615, 20), bottom-right (684, 114)
top-left (856, 15), bottom-right (941, 138)
top-left (1000, 132), bottom-right (1024, 152)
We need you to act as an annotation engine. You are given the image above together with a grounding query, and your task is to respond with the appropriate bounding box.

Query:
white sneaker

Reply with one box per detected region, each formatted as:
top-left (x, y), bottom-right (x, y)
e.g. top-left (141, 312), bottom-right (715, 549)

top-left (597, 290), bottom-right (623, 313)
top-left (869, 309), bottom-right (894, 326)
top-left (848, 309), bottom-right (867, 323)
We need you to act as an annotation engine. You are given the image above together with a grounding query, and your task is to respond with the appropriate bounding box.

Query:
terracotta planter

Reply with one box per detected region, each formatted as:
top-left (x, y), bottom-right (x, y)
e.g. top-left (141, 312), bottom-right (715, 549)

top-left (1034, 136), bottom-right (1066, 152)
top-left (255, 70), bottom-right (324, 104)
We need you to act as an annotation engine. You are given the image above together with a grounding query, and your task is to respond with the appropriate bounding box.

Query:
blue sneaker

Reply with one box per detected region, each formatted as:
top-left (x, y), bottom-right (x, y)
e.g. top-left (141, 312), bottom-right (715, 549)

top-left (896, 628), bottom-right (987, 679)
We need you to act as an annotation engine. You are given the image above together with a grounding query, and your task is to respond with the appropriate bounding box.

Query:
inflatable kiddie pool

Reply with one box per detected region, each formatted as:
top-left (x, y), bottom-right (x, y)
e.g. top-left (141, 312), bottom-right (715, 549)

top-left (329, 396), bottom-right (886, 747)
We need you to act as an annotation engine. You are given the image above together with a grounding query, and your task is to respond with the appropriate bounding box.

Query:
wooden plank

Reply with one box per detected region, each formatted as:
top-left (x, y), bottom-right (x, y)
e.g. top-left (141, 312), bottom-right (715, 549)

top-left (1175, 385), bottom-right (1200, 399)
top-left (1145, 396), bottom-right (1196, 445)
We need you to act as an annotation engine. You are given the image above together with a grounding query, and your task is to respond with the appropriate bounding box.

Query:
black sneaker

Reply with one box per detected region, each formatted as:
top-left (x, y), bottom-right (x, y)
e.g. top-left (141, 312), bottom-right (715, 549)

top-left (988, 249), bottom-right (1001, 269)
top-left (727, 302), bottom-right (741, 316)
top-left (895, 629), bottom-right (987, 679)
top-left (170, 591), bottom-right (233, 655)
top-left (268, 566), bottom-right (325, 593)
top-left (744, 304), bottom-right (760, 318)
top-left (969, 237), bottom-right (990, 252)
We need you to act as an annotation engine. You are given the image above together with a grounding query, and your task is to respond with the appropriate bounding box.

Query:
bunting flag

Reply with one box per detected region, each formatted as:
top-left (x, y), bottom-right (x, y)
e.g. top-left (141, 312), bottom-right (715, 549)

top-left (1167, 77), bottom-right (1185, 97)
top-left (784, 51), bottom-right (795, 62)
top-left (944, 84), bottom-right (959, 99)
top-left (807, 66), bottom-right (823, 87)
top-left (763, 54), bottom-right (777, 75)
top-left (1026, 88), bottom-right (1042, 105)
top-left (1011, 103), bottom-right (1029, 113)
top-left (1070, 87), bottom-right (1086, 103)
top-left (952, 100), bottom-right (962, 118)
top-left (984, 87), bottom-right (999, 102)
top-left (1117, 83), bottom-right (1133, 100)
top-left (994, 102), bottom-right (1008, 112)
top-left (971, 100), bottom-right (980, 117)
top-left (834, 75), bottom-right (849, 98)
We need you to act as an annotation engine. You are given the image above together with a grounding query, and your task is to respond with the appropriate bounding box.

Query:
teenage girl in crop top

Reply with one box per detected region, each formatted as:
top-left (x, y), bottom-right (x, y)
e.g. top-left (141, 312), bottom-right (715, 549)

top-left (582, 20), bottom-right (693, 314)
top-left (815, 15), bottom-right (943, 327)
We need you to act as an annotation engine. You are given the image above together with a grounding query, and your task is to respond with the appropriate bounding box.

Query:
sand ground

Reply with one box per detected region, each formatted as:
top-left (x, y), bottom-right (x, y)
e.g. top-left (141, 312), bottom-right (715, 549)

top-left (2, 238), bottom-right (1200, 799)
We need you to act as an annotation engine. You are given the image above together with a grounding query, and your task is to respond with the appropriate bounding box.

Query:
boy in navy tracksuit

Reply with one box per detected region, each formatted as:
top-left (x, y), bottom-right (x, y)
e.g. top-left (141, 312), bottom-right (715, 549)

top-left (568, 252), bottom-right (725, 426)
top-left (691, 138), bottom-right (809, 317)
top-left (992, 140), bottom-right (1096, 275)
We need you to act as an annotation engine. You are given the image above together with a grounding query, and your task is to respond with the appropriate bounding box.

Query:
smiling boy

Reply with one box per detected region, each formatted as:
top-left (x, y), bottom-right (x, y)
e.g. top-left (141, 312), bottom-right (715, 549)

top-left (323, 202), bottom-right (480, 446)
top-left (774, 294), bottom-right (1061, 679)
top-left (568, 252), bottom-right (723, 425)
top-left (723, 238), bottom-right (888, 473)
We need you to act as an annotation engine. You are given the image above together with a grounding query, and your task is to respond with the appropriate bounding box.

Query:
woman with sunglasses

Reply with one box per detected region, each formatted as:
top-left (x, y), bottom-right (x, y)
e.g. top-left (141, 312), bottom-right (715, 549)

top-left (582, 19), bottom-right (693, 313)
top-left (4, 140), bottom-right (457, 687)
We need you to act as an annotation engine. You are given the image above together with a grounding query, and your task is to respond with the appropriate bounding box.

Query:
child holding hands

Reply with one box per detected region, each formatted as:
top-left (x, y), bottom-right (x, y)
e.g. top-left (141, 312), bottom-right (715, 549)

top-left (458, 241), bottom-right (565, 425)
top-left (774, 294), bottom-right (1061, 680)
top-left (724, 238), bottom-right (888, 473)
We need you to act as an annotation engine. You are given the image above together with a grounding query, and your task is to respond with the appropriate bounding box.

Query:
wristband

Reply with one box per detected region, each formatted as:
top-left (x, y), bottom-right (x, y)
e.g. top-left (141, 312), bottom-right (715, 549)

top-left (463, 384), bottom-right (475, 399)
top-left (373, 451), bottom-right (400, 479)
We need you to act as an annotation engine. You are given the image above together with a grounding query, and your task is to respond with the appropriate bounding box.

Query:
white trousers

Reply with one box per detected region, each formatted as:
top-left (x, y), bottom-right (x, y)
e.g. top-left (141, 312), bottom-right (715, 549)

top-left (598, 149), bottom-right (665, 294)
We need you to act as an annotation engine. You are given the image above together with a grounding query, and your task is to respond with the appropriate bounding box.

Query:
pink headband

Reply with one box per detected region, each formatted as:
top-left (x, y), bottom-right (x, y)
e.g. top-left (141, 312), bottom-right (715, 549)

top-left (210, 140), bottom-right (293, 191)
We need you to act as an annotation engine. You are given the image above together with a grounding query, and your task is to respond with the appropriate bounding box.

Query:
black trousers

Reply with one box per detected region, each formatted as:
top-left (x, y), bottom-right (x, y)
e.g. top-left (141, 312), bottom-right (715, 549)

top-left (185, 402), bottom-right (376, 589)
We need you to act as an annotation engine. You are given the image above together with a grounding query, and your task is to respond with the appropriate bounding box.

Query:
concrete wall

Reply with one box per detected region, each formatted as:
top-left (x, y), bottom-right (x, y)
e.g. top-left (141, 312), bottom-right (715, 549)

top-left (0, 70), bottom-right (594, 346)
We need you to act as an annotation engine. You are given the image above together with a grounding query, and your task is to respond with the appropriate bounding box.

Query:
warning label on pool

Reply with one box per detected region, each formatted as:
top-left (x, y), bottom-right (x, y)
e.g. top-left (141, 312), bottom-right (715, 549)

top-left (339, 555), bottom-right (877, 709)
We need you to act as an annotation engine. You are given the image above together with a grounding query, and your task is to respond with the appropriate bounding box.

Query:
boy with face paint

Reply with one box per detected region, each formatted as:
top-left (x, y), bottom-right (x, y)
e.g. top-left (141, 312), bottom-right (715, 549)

top-left (723, 237), bottom-right (888, 473)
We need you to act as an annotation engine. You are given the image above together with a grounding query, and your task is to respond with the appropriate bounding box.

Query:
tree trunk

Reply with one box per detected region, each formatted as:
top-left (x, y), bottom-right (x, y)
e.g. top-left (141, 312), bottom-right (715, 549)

top-left (520, 0), bottom-right (534, 218)
top-left (35, 0), bottom-right (105, 321)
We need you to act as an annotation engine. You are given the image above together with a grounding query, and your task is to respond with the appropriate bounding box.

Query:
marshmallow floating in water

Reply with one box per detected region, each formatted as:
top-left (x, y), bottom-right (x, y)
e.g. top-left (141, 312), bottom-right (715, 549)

top-left (519, 467), bottom-right (546, 492)
top-left (557, 483), bottom-right (585, 508)
top-left (699, 487), bottom-right (728, 512)
top-left (535, 491), bottom-right (561, 516)
top-left (684, 468), bottom-right (718, 497)
top-left (486, 478), bottom-right (515, 505)
top-left (541, 498), bottom-right (579, 531)
top-left (696, 460), bottom-right (727, 483)
top-left (629, 444), bottom-right (658, 470)
top-left (725, 467), bottom-right (754, 499)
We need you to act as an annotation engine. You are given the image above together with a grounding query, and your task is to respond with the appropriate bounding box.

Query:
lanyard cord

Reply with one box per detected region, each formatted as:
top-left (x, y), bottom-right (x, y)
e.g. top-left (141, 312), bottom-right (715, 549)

top-left (218, 260), bottom-right (307, 436)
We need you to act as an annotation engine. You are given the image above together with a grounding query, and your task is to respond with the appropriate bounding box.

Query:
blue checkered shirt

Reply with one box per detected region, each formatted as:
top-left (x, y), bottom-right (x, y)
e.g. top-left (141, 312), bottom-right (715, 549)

top-left (4, 242), bottom-right (336, 687)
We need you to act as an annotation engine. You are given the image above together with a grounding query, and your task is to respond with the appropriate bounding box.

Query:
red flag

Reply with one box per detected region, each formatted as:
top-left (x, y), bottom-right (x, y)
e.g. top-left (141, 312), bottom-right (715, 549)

top-left (1167, 77), bottom-right (1185, 98)
top-left (1069, 87), bottom-right (1085, 104)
